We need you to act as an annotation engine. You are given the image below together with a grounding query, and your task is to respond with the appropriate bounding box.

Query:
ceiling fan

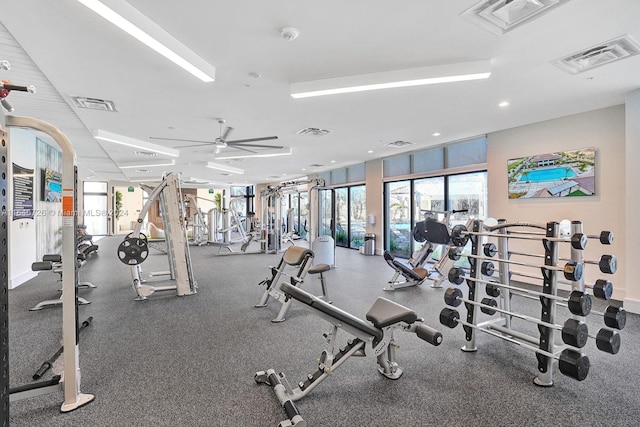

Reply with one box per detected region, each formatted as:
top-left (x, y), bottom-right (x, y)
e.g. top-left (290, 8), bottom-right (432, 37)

top-left (150, 119), bottom-right (282, 154)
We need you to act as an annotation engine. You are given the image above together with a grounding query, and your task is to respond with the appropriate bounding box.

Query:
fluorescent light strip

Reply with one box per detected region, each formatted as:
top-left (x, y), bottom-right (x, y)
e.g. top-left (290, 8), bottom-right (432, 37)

top-left (77, 0), bottom-right (215, 82)
top-left (94, 129), bottom-right (180, 157)
top-left (216, 148), bottom-right (293, 160)
top-left (291, 61), bottom-right (491, 99)
top-left (119, 159), bottom-right (176, 169)
top-left (206, 161), bottom-right (245, 175)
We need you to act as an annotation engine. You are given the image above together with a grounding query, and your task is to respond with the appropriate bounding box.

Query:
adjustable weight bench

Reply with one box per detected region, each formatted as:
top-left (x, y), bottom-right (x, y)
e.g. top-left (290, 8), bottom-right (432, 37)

top-left (255, 245), bottom-right (330, 322)
top-left (255, 282), bottom-right (442, 427)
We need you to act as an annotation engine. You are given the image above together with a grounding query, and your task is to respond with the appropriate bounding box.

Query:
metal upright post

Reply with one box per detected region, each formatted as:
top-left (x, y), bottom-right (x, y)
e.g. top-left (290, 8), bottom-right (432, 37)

top-left (0, 123), bottom-right (10, 425)
top-left (534, 221), bottom-right (560, 387)
top-left (6, 116), bottom-right (95, 411)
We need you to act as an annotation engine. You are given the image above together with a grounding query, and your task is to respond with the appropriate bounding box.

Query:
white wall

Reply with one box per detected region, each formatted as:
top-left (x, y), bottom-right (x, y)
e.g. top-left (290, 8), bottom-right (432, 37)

top-left (624, 90), bottom-right (640, 313)
top-left (487, 105), bottom-right (627, 303)
top-left (8, 128), bottom-right (37, 288)
top-left (365, 159), bottom-right (383, 255)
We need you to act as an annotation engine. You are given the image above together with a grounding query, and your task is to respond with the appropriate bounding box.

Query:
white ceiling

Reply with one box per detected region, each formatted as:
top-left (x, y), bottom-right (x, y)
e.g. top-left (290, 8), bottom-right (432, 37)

top-left (1, 0), bottom-right (639, 187)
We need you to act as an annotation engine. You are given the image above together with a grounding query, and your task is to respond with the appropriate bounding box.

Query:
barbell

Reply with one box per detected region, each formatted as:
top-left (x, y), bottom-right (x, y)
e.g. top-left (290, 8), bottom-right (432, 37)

top-left (447, 267), bottom-right (592, 316)
top-left (508, 270), bottom-right (613, 300)
top-left (505, 247), bottom-right (617, 275)
top-left (448, 247), bottom-right (583, 281)
top-left (450, 224), bottom-right (588, 249)
top-left (443, 288), bottom-right (589, 348)
top-left (439, 307), bottom-right (590, 381)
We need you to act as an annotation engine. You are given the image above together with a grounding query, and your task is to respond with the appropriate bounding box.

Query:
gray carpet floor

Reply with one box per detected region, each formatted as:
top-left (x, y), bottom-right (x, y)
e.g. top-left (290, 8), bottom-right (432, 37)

top-left (7, 235), bottom-right (640, 426)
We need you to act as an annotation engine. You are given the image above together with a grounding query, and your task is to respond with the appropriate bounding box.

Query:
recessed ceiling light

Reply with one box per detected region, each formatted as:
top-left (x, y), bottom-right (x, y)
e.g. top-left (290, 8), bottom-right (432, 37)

top-left (301, 168), bottom-right (306, 171)
top-left (498, 101), bottom-right (510, 107)
top-left (432, 132), bottom-right (441, 137)
top-left (330, 160), bottom-right (336, 163)
top-left (367, 150), bottom-right (373, 154)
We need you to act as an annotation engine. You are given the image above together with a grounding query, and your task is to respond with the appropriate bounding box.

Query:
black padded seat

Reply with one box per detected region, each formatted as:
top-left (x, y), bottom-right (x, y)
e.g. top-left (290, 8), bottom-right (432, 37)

top-left (383, 251), bottom-right (424, 282)
top-left (366, 298), bottom-right (418, 329)
top-left (423, 219), bottom-right (451, 245)
top-left (308, 264), bottom-right (330, 275)
top-left (281, 282), bottom-right (383, 341)
top-left (282, 246), bottom-right (314, 266)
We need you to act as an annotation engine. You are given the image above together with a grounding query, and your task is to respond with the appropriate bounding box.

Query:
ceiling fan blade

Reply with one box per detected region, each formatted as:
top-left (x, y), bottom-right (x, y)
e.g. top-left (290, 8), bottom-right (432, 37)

top-left (225, 145), bottom-right (257, 153)
top-left (227, 142), bottom-right (285, 149)
top-left (149, 136), bottom-right (216, 145)
top-left (225, 136), bottom-right (278, 144)
top-left (221, 126), bottom-right (234, 141)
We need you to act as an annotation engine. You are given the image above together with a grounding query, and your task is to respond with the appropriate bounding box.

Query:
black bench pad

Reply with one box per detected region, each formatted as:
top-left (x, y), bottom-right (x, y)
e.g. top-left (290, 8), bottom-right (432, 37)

top-left (366, 298), bottom-right (418, 329)
top-left (383, 251), bottom-right (425, 282)
top-left (281, 282), bottom-right (383, 341)
top-left (308, 264), bottom-right (330, 274)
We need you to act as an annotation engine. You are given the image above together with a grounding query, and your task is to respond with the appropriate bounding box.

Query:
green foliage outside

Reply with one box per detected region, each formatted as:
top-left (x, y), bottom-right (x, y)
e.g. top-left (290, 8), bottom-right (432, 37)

top-left (115, 190), bottom-right (123, 219)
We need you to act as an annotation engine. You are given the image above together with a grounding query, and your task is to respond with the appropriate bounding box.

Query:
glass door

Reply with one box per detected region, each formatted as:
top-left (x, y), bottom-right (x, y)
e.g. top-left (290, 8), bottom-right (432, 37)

top-left (83, 181), bottom-right (108, 236)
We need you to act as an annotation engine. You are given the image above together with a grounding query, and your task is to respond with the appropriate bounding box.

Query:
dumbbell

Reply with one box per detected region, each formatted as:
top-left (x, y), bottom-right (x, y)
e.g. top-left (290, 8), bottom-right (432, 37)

top-left (444, 288), bottom-right (590, 348)
top-left (450, 224), bottom-right (589, 249)
top-left (439, 307), bottom-right (590, 381)
top-left (448, 248), bottom-right (583, 282)
top-left (508, 249), bottom-right (617, 275)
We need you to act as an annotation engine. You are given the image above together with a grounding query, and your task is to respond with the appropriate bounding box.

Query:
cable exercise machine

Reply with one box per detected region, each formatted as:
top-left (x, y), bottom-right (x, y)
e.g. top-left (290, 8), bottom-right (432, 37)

top-left (184, 194), bottom-right (209, 246)
top-left (117, 173), bottom-right (197, 300)
top-left (1, 70), bottom-right (94, 418)
top-left (208, 194), bottom-right (263, 254)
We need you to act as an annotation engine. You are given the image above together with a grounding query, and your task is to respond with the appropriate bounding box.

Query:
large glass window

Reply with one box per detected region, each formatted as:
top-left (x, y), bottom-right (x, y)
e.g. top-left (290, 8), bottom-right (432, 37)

top-left (448, 172), bottom-right (488, 225)
top-left (385, 180), bottom-right (411, 257)
top-left (384, 172), bottom-right (487, 258)
top-left (333, 185), bottom-right (366, 249)
top-left (289, 192), bottom-right (309, 239)
top-left (349, 185), bottom-right (366, 248)
top-left (335, 188), bottom-right (348, 246)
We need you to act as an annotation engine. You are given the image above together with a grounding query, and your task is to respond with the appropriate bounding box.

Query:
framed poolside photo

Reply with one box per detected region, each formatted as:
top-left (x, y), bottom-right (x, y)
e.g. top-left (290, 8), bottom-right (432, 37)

top-left (507, 148), bottom-right (596, 199)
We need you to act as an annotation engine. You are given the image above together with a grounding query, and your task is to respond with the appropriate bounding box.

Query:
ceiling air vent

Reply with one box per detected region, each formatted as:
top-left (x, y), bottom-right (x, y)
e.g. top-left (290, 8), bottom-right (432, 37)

top-left (553, 35), bottom-right (640, 74)
top-left (71, 96), bottom-right (117, 112)
top-left (309, 163), bottom-right (324, 168)
top-left (296, 127), bottom-right (331, 136)
top-left (461, 0), bottom-right (571, 35)
top-left (386, 140), bottom-right (413, 148)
